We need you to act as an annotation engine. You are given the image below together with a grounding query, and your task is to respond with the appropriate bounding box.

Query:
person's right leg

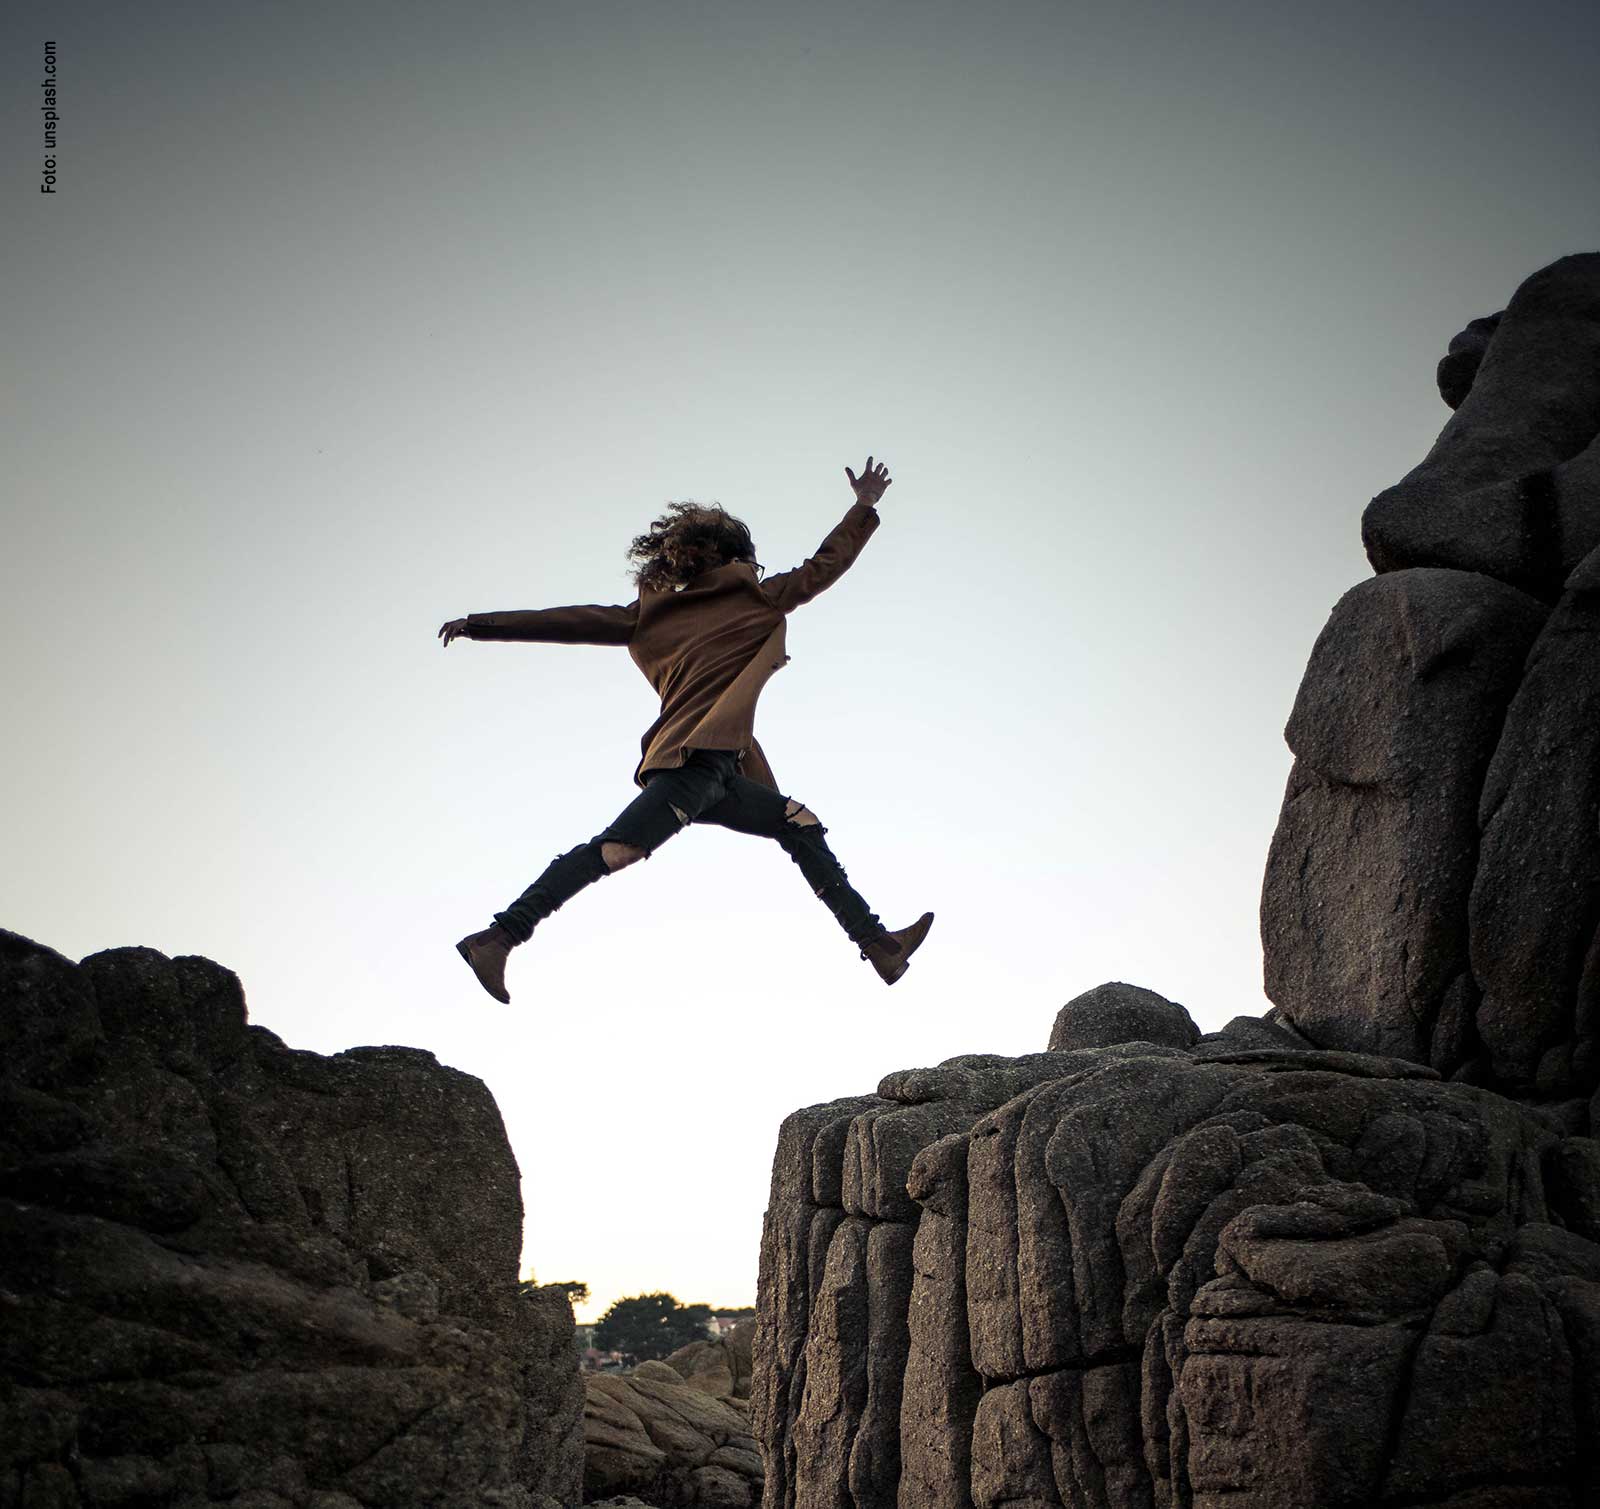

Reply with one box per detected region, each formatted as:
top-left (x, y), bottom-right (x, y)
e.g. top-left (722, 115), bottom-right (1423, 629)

top-left (457, 752), bottom-right (740, 1001)
top-left (696, 775), bottom-right (934, 981)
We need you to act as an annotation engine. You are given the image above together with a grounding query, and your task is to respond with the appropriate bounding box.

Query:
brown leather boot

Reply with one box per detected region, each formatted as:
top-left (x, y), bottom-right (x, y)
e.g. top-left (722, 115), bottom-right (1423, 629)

top-left (861, 911), bottom-right (934, 985)
top-left (456, 923), bottom-right (518, 1004)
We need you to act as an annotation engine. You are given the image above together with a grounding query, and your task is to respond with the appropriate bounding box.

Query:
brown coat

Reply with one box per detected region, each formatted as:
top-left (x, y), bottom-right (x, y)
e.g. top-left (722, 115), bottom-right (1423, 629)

top-left (464, 501), bottom-right (881, 790)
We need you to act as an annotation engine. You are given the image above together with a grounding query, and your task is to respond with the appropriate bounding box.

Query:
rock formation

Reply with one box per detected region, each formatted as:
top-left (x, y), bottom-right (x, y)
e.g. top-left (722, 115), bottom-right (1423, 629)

top-left (0, 930), bottom-right (584, 1509)
top-left (751, 253), bottom-right (1600, 1508)
top-left (662, 1321), bottom-right (755, 1402)
top-left (583, 1364), bottom-right (762, 1506)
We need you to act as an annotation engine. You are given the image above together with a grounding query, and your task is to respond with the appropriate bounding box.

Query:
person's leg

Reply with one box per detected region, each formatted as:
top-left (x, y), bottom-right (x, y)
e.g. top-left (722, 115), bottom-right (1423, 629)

top-left (494, 751), bottom-right (741, 942)
top-left (697, 773), bottom-right (934, 980)
top-left (696, 776), bottom-right (889, 949)
top-left (457, 751), bottom-right (744, 1003)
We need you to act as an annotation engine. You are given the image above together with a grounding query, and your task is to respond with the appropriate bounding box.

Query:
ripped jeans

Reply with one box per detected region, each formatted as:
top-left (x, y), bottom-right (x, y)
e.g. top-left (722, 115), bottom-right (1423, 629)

top-left (493, 748), bottom-right (885, 951)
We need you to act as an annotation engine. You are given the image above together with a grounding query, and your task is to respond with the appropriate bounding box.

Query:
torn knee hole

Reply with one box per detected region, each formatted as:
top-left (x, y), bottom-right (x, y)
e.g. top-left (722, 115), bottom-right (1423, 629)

top-left (784, 800), bottom-right (821, 827)
top-left (670, 804), bottom-right (690, 826)
top-left (601, 840), bottom-right (647, 871)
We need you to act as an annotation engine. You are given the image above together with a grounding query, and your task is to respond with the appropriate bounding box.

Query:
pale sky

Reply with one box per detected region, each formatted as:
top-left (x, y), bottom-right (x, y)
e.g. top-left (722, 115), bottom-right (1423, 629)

top-left (5, 0), bottom-right (1598, 1322)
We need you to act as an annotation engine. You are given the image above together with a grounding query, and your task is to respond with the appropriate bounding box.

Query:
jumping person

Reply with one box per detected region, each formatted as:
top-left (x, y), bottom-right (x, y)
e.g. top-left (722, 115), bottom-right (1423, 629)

top-left (439, 455), bottom-right (934, 1004)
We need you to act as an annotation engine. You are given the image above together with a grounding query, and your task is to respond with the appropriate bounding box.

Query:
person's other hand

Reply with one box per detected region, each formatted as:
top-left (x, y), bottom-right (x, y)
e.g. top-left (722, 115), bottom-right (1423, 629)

top-left (845, 455), bottom-right (892, 506)
top-left (439, 618), bottom-right (470, 646)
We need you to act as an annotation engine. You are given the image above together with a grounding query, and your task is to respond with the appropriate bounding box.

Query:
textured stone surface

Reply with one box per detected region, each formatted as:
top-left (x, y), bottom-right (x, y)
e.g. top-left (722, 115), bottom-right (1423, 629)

top-left (754, 1067), bottom-right (1024, 1509)
top-left (755, 1039), bottom-right (1600, 1509)
top-left (897, 1134), bottom-right (978, 1509)
top-left (1470, 541), bottom-right (1600, 1094)
top-left (750, 1095), bottom-right (883, 1509)
top-left (583, 1371), bottom-right (760, 1507)
top-left (0, 929), bottom-right (582, 1509)
top-left (1047, 982), bottom-right (1199, 1053)
top-left (664, 1321), bottom-right (755, 1400)
top-left (1363, 251), bottom-right (1600, 596)
top-left (1260, 566), bottom-right (1546, 1068)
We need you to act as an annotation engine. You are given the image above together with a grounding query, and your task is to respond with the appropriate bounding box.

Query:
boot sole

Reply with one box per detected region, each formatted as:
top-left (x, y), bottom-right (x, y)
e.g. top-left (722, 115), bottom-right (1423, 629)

top-left (456, 938), bottom-right (511, 1004)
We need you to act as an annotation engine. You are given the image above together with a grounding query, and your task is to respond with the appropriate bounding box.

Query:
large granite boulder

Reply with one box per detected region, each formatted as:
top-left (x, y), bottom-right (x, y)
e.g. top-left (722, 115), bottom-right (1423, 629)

top-left (665, 1322), bottom-right (756, 1400)
top-left (584, 1369), bottom-right (762, 1507)
top-left (1260, 567), bottom-right (1546, 1069)
top-left (0, 929), bottom-right (583, 1509)
top-left (1047, 983), bottom-right (1199, 1054)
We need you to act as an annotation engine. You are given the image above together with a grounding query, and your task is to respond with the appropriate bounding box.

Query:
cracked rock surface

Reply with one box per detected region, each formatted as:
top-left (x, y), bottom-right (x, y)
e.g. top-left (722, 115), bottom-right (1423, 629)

top-left (662, 1321), bottom-right (755, 1402)
top-left (583, 1368), bottom-right (761, 1506)
top-left (0, 929), bottom-right (583, 1509)
top-left (753, 1028), bottom-right (1600, 1508)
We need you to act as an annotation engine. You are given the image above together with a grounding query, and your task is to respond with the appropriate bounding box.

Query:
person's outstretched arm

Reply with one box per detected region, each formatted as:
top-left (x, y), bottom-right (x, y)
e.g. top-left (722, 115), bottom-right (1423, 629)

top-left (760, 456), bottom-right (893, 615)
top-left (438, 600), bottom-right (639, 647)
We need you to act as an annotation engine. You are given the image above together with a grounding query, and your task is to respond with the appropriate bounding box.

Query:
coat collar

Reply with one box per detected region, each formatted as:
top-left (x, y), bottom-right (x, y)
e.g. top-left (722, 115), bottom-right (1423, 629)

top-left (673, 560), bottom-right (758, 593)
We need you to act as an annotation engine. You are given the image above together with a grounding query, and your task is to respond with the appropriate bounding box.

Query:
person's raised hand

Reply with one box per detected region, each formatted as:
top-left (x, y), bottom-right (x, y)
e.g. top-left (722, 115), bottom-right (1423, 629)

top-left (439, 618), bottom-right (470, 647)
top-left (845, 455), bottom-right (892, 506)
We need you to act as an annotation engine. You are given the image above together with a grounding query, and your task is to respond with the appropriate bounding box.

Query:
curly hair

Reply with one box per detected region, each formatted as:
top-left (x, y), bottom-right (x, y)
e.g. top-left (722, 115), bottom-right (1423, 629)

top-left (627, 502), bottom-right (761, 592)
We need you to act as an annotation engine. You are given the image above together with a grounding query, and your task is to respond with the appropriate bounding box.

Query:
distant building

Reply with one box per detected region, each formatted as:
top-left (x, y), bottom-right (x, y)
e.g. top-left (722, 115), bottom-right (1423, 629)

top-left (572, 1323), bottom-right (625, 1371)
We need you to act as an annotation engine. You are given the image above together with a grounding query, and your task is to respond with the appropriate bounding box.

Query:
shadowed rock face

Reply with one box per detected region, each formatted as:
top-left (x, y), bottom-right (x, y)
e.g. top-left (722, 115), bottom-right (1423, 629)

top-left (753, 255), bottom-right (1600, 1508)
top-left (0, 929), bottom-right (583, 1509)
top-left (1435, 313), bottom-right (1502, 411)
top-left (1362, 252), bottom-right (1600, 597)
top-left (1470, 545), bottom-right (1600, 1092)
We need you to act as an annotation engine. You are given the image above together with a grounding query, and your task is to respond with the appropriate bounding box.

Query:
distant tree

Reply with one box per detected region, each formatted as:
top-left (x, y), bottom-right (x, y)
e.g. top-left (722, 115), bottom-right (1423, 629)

top-left (518, 1277), bottom-right (589, 1307)
top-left (594, 1291), bottom-right (713, 1362)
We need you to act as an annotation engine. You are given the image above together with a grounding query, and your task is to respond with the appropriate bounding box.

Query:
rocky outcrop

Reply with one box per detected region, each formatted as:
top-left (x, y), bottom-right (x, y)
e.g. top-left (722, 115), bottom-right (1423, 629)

top-left (1259, 567), bottom-right (1547, 1068)
top-left (754, 1024), bottom-right (1600, 1509)
top-left (752, 254), bottom-right (1600, 1508)
top-left (664, 1322), bottom-right (755, 1401)
top-left (1269, 251), bottom-right (1600, 1097)
top-left (0, 929), bottom-right (583, 1509)
top-left (751, 1045), bottom-right (1191, 1509)
top-left (583, 1368), bottom-right (762, 1507)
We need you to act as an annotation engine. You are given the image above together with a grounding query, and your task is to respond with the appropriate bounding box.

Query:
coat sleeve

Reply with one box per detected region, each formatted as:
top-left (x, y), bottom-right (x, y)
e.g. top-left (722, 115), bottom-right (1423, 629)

top-left (759, 502), bottom-right (880, 614)
top-left (465, 601), bottom-right (639, 644)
